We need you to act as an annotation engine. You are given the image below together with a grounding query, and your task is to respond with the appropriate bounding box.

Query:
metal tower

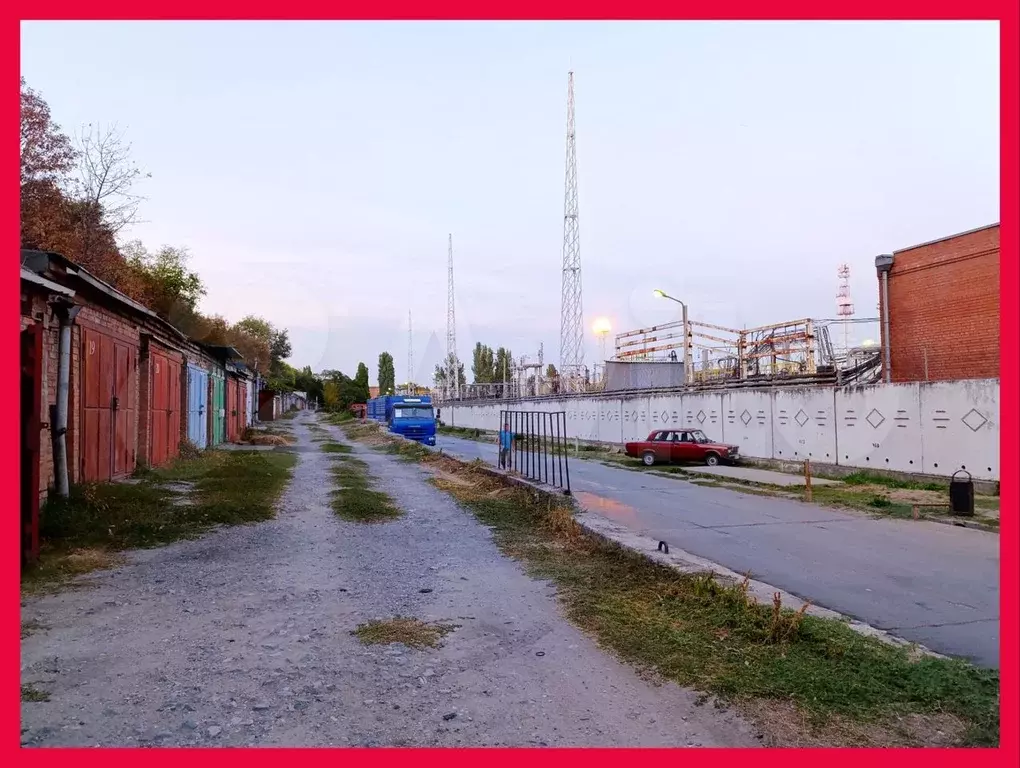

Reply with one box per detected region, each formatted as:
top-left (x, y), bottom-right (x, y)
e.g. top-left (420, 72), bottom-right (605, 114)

top-left (446, 233), bottom-right (459, 399)
top-left (559, 71), bottom-right (584, 391)
top-left (407, 310), bottom-right (414, 388)
top-left (836, 263), bottom-right (855, 352)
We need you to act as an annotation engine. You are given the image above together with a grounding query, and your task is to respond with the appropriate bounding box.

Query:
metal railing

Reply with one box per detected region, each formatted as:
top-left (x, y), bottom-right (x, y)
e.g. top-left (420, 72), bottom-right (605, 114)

top-left (499, 409), bottom-right (571, 495)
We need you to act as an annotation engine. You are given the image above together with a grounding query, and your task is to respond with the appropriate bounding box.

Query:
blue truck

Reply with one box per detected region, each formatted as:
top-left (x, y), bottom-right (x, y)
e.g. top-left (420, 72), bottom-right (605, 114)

top-left (367, 394), bottom-right (437, 446)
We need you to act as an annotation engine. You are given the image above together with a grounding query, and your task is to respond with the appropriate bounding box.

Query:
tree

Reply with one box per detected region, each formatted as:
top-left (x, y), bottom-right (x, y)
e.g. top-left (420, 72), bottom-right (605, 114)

top-left (433, 353), bottom-right (466, 390)
top-left (354, 362), bottom-right (370, 402)
top-left (546, 363), bottom-right (560, 394)
top-left (20, 78), bottom-right (77, 254)
top-left (122, 241), bottom-right (206, 320)
top-left (20, 77), bottom-right (76, 186)
top-left (378, 352), bottom-right (395, 395)
top-left (471, 343), bottom-right (496, 383)
top-left (494, 347), bottom-right (513, 383)
top-left (72, 123), bottom-right (149, 245)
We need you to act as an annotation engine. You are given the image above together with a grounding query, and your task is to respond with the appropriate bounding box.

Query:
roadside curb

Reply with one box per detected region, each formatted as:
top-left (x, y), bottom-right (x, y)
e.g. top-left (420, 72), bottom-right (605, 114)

top-left (467, 462), bottom-right (947, 662)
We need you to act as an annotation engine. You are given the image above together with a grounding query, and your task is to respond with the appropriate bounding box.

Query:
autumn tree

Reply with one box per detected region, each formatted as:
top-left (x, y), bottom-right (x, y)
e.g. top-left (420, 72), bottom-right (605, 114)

top-left (377, 352), bottom-right (395, 395)
top-left (20, 77), bottom-right (76, 253)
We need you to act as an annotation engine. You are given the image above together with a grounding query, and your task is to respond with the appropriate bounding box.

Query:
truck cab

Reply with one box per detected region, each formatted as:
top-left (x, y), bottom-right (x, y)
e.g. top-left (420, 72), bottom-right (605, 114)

top-left (386, 397), bottom-right (437, 446)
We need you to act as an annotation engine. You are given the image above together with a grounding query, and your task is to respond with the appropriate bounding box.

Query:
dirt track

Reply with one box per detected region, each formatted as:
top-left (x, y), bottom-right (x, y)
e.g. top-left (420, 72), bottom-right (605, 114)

top-left (20, 412), bottom-right (758, 747)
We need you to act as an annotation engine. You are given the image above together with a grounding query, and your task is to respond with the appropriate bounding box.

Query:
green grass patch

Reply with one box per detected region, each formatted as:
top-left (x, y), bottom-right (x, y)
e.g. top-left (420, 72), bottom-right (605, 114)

top-left (328, 456), bottom-right (403, 523)
top-left (321, 441), bottom-right (352, 454)
top-left (427, 465), bottom-right (999, 747)
top-left (21, 684), bottom-right (50, 703)
top-left (24, 451), bottom-right (297, 592)
top-left (352, 617), bottom-right (458, 648)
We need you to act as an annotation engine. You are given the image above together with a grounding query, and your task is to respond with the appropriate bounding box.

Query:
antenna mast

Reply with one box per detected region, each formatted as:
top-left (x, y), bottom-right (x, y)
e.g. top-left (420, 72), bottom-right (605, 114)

top-left (407, 309), bottom-right (413, 391)
top-left (836, 263), bottom-right (855, 352)
top-left (446, 234), bottom-right (459, 399)
top-left (559, 71), bottom-right (584, 392)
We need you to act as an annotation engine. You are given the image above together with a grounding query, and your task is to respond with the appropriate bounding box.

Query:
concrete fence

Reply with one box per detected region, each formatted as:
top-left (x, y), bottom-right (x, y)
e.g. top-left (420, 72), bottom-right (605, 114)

top-left (443, 378), bottom-right (1000, 481)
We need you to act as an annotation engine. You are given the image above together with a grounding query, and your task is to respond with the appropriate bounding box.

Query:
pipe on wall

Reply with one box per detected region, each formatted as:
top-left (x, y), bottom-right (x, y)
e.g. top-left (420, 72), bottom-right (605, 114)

top-left (875, 254), bottom-right (895, 384)
top-left (51, 300), bottom-right (81, 498)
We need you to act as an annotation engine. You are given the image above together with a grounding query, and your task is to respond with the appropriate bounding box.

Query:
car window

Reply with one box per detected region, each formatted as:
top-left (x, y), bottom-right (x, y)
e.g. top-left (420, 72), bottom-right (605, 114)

top-left (651, 431), bottom-right (667, 442)
top-left (676, 431), bottom-right (689, 442)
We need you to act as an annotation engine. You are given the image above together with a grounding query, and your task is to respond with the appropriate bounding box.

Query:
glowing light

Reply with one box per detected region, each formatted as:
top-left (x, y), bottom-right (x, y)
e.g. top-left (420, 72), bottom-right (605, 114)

top-left (592, 317), bottom-right (612, 336)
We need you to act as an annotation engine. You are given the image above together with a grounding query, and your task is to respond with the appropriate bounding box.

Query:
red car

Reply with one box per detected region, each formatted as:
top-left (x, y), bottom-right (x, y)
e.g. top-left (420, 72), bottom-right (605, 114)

top-left (624, 429), bottom-right (741, 467)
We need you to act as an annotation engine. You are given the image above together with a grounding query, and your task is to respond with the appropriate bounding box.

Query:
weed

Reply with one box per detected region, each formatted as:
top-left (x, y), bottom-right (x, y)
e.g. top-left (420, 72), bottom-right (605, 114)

top-left (21, 684), bottom-right (50, 703)
top-left (352, 617), bottom-right (458, 649)
top-left (423, 458), bottom-right (1000, 747)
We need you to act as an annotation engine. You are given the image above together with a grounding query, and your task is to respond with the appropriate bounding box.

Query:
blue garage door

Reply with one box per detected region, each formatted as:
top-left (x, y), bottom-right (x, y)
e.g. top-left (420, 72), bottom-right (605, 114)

top-left (187, 365), bottom-right (209, 449)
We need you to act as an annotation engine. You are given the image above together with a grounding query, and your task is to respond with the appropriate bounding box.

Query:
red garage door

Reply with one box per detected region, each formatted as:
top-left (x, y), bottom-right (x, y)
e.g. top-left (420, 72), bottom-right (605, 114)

top-left (82, 327), bottom-right (137, 482)
top-left (150, 350), bottom-right (182, 467)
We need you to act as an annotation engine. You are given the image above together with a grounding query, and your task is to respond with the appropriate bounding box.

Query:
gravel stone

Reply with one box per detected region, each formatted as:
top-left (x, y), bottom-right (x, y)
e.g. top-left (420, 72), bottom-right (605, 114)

top-left (19, 412), bottom-right (758, 747)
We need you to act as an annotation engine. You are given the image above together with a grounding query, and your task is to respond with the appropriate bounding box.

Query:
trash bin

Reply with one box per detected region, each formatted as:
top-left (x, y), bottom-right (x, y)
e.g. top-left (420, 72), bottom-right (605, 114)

top-left (949, 470), bottom-right (975, 516)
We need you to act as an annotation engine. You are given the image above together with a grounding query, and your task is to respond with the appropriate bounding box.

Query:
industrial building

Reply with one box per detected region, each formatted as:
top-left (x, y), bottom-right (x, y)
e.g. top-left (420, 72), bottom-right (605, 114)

top-left (876, 223), bottom-right (999, 384)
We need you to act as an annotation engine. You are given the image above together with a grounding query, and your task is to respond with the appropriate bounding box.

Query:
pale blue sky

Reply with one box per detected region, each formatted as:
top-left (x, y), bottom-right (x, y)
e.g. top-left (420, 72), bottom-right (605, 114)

top-left (21, 21), bottom-right (1000, 384)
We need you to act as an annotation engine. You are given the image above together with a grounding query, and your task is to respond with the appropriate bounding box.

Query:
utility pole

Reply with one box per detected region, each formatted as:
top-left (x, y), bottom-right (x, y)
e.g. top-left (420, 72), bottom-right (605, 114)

top-left (559, 71), bottom-right (584, 393)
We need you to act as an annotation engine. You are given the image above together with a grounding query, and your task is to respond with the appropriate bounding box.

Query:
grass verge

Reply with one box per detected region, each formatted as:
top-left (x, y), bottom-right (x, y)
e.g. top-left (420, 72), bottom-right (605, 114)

top-left (424, 459), bottom-right (996, 746)
top-left (352, 617), bottom-right (458, 649)
top-left (23, 450), bottom-right (297, 593)
top-left (328, 455), bottom-right (403, 523)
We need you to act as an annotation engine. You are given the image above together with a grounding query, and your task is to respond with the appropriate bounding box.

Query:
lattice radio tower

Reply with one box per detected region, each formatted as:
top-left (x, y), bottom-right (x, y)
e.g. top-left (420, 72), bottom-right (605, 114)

top-left (407, 310), bottom-right (413, 389)
top-left (836, 263), bottom-right (855, 352)
top-left (446, 234), bottom-right (459, 399)
top-left (559, 71), bottom-right (584, 391)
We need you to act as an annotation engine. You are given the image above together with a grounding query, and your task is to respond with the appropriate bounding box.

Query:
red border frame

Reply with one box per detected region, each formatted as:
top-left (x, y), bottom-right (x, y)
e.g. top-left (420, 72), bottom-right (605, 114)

top-left (8, 3), bottom-right (1018, 762)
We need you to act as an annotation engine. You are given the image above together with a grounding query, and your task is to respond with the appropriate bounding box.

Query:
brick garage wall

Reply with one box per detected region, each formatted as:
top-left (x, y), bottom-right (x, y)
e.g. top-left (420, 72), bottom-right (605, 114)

top-left (20, 291), bottom-right (54, 503)
top-left (880, 224), bottom-right (999, 383)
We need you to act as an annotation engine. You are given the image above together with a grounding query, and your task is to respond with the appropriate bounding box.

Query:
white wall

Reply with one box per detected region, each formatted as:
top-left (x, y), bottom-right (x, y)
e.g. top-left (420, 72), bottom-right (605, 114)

top-left (446, 378), bottom-right (1000, 481)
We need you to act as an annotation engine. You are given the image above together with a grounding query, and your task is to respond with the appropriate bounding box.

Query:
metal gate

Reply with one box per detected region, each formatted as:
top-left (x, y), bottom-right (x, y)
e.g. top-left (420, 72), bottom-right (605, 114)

top-left (21, 323), bottom-right (43, 565)
top-left (499, 409), bottom-right (571, 494)
top-left (210, 371), bottom-right (225, 446)
top-left (82, 327), bottom-right (137, 481)
top-left (187, 365), bottom-right (208, 449)
top-left (149, 350), bottom-right (181, 467)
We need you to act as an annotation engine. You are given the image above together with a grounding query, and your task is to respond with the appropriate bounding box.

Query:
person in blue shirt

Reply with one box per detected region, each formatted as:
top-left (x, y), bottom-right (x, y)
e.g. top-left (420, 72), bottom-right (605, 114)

top-left (497, 421), bottom-right (513, 470)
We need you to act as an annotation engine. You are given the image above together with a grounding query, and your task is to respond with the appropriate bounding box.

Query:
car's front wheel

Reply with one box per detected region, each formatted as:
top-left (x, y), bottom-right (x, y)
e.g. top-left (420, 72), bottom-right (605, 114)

top-left (705, 453), bottom-right (720, 467)
top-left (642, 451), bottom-right (656, 466)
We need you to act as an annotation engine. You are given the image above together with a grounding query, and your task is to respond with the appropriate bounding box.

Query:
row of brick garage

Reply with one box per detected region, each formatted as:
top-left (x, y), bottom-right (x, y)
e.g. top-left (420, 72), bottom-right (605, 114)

top-left (20, 249), bottom-right (258, 564)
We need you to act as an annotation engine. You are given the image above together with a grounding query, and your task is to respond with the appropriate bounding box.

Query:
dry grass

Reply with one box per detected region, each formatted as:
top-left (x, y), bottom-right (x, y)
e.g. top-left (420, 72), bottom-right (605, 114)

top-left (421, 457), bottom-right (999, 748)
top-left (21, 684), bottom-right (50, 703)
top-left (352, 617), bottom-right (458, 649)
top-left (21, 547), bottom-right (124, 595)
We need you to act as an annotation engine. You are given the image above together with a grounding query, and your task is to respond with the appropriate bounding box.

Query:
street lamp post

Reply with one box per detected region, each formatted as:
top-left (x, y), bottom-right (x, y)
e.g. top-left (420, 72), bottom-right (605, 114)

top-left (653, 289), bottom-right (692, 385)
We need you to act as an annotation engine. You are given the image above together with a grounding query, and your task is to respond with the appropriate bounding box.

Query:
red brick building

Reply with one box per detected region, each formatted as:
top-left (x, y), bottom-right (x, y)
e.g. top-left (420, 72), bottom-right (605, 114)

top-left (19, 249), bottom-right (252, 563)
top-left (876, 223), bottom-right (999, 383)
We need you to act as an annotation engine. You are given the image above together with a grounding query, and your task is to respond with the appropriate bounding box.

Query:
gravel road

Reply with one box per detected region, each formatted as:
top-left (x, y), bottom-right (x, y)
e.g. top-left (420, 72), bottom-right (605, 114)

top-left (20, 412), bottom-right (758, 747)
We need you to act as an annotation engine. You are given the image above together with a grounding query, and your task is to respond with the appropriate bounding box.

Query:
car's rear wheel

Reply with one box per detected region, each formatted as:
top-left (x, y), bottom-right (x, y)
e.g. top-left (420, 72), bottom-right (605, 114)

top-left (705, 453), bottom-right (720, 467)
top-left (642, 451), bottom-right (656, 466)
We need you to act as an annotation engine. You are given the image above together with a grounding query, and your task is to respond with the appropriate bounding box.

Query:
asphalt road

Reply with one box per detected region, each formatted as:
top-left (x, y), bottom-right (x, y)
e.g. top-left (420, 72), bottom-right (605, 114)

top-left (432, 434), bottom-right (1001, 669)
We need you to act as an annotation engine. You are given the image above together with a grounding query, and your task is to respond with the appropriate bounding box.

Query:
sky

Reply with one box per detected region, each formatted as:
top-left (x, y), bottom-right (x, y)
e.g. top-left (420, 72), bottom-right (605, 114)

top-left (20, 21), bottom-right (1000, 385)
